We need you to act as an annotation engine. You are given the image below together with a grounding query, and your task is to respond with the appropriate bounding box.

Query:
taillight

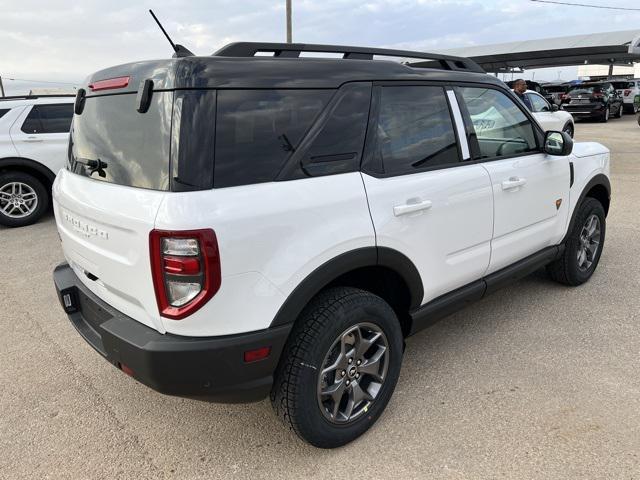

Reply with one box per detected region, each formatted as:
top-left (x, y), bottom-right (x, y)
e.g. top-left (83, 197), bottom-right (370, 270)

top-left (592, 93), bottom-right (604, 99)
top-left (561, 93), bottom-right (570, 102)
top-left (624, 89), bottom-right (632, 96)
top-left (88, 76), bottom-right (130, 92)
top-left (149, 229), bottom-right (221, 320)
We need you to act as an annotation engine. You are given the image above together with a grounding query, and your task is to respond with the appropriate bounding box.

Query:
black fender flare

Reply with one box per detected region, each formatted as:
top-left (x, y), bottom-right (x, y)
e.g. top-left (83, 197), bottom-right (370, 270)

top-left (0, 157), bottom-right (57, 186)
top-left (269, 246), bottom-right (423, 328)
top-left (562, 173), bottom-right (611, 244)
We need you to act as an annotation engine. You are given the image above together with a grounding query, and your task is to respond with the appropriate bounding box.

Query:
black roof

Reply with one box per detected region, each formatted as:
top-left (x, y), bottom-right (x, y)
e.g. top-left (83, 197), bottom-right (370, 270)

top-left (85, 42), bottom-right (501, 94)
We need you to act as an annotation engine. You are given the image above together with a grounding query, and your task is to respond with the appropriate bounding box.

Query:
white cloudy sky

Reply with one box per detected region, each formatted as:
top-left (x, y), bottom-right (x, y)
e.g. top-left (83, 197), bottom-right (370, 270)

top-left (2, 0), bottom-right (640, 94)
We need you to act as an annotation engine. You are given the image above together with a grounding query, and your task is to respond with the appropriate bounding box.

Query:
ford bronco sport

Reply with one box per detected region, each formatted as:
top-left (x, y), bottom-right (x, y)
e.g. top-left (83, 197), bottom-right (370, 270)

top-left (52, 42), bottom-right (611, 448)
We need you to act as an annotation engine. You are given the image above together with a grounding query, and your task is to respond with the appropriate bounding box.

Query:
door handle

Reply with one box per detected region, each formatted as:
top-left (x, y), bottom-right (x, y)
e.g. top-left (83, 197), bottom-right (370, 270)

top-left (501, 177), bottom-right (527, 190)
top-left (24, 137), bottom-right (43, 143)
top-left (393, 199), bottom-right (432, 217)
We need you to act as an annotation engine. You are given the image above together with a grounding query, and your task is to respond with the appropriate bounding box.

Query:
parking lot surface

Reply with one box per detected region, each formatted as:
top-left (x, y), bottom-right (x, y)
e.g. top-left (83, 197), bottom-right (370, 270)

top-left (1, 115), bottom-right (639, 479)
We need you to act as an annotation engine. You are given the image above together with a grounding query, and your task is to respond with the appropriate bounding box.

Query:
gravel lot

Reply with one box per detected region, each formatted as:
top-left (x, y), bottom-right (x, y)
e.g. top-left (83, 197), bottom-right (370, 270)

top-left (1, 115), bottom-right (639, 479)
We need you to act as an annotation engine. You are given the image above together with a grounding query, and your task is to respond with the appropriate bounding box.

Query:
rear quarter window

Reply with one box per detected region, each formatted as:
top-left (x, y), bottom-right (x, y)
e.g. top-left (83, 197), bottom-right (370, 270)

top-left (214, 89), bottom-right (332, 188)
top-left (0, 109), bottom-right (9, 119)
top-left (21, 104), bottom-right (73, 134)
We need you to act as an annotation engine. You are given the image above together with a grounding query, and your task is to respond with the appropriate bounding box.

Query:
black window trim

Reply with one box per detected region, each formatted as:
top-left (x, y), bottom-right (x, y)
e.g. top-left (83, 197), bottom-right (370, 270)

top-left (20, 102), bottom-right (74, 135)
top-left (360, 80), bottom-right (466, 179)
top-left (451, 82), bottom-right (546, 165)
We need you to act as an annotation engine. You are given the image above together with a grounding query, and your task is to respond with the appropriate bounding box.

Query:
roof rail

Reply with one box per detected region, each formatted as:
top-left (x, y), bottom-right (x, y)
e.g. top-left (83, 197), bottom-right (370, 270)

top-left (0, 94), bottom-right (76, 101)
top-left (213, 42), bottom-right (485, 73)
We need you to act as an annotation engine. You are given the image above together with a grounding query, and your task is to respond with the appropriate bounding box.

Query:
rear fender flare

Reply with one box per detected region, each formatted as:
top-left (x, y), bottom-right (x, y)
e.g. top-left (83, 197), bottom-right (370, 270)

top-left (269, 247), bottom-right (423, 328)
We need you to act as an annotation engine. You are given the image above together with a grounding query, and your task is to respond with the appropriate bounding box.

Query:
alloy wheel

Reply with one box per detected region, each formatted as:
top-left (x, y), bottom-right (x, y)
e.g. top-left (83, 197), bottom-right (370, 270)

top-left (317, 322), bottom-right (389, 424)
top-left (576, 214), bottom-right (601, 272)
top-left (0, 182), bottom-right (39, 219)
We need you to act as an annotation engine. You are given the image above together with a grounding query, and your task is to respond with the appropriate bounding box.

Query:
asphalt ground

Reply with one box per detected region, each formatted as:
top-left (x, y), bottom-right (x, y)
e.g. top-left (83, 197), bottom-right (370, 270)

top-left (1, 114), bottom-right (639, 479)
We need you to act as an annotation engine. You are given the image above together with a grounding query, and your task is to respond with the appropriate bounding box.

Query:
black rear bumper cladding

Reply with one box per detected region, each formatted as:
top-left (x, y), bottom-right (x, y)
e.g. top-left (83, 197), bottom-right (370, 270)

top-left (53, 262), bottom-right (291, 403)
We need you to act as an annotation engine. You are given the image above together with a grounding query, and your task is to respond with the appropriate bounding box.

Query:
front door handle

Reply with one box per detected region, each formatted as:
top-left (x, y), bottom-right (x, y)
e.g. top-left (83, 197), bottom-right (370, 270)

top-left (501, 177), bottom-right (527, 190)
top-left (393, 199), bottom-right (432, 217)
top-left (24, 136), bottom-right (43, 143)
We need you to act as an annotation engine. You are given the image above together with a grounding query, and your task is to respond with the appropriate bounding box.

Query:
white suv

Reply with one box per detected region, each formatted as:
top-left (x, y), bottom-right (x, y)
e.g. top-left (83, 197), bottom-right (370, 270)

top-left (52, 43), bottom-right (611, 448)
top-left (0, 95), bottom-right (74, 227)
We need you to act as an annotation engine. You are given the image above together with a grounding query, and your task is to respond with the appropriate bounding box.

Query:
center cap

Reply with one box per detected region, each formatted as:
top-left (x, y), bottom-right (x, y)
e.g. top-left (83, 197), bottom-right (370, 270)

top-left (348, 366), bottom-right (358, 378)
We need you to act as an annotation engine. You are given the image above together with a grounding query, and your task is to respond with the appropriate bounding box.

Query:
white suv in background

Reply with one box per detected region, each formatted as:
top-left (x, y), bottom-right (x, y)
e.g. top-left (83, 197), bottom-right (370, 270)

top-left (53, 43), bottom-right (611, 448)
top-left (524, 90), bottom-right (575, 137)
top-left (611, 80), bottom-right (640, 113)
top-left (0, 95), bottom-right (74, 227)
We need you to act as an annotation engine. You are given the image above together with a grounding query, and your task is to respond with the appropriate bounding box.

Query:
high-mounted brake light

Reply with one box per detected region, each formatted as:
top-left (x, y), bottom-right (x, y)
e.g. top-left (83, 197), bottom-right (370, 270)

top-left (150, 229), bottom-right (221, 320)
top-left (88, 76), bottom-right (130, 92)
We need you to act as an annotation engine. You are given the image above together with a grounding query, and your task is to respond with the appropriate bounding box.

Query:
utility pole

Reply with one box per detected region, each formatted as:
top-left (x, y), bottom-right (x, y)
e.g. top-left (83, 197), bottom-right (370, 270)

top-left (286, 0), bottom-right (292, 43)
top-left (0, 76), bottom-right (5, 97)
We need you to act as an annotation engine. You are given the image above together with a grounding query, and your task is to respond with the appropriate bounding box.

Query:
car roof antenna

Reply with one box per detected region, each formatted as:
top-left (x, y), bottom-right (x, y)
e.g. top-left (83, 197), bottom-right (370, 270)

top-left (149, 9), bottom-right (194, 58)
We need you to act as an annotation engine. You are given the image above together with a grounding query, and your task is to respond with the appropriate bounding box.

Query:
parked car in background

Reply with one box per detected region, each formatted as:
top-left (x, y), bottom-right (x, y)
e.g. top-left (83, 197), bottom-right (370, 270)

top-left (541, 82), bottom-right (572, 106)
top-left (610, 80), bottom-right (640, 113)
top-left (52, 42), bottom-right (611, 448)
top-left (524, 90), bottom-right (575, 137)
top-left (0, 95), bottom-right (74, 227)
top-left (562, 82), bottom-right (624, 122)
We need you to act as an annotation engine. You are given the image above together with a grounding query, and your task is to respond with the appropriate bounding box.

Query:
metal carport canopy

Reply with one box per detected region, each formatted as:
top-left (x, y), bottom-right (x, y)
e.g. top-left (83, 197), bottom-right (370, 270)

top-left (430, 30), bottom-right (640, 73)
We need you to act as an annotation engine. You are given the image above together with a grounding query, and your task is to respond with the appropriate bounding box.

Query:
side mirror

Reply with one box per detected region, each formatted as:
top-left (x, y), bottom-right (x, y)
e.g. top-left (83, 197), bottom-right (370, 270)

top-left (551, 104), bottom-right (559, 112)
top-left (544, 130), bottom-right (573, 156)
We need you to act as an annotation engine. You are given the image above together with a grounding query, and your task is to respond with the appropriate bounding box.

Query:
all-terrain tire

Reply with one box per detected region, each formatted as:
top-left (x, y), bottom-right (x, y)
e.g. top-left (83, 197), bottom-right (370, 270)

top-left (271, 287), bottom-right (403, 448)
top-left (547, 197), bottom-right (606, 286)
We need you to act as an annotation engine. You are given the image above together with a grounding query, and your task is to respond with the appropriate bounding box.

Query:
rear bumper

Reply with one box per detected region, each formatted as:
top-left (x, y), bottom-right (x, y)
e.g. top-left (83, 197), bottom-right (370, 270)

top-left (53, 262), bottom-right (291, 403)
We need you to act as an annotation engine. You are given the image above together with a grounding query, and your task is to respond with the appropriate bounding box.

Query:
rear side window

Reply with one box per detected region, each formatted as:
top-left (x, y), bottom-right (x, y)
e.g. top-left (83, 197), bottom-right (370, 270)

top-left (374, 86), bottom-right (459, 176)
top-left (21, 104), bottom-right (73, 134)
top-left (0, 109), bottom-right (9, 119)
top-left (214, 89), bottom-right (332, 188)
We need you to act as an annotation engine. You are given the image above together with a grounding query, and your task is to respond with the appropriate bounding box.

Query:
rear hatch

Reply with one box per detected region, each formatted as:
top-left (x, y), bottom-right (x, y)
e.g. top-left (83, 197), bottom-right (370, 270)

top-left (564, 85), bottom-right (606, 111)
top-left (53, 60), bottom-right (176, 332)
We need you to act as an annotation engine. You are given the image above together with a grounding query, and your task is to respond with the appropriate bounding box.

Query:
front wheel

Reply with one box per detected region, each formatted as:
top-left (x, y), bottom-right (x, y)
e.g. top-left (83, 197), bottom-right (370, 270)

top-left (562, 122), bottom-right (574, 138)
top-left (0, 171), bottom-right (49, 227)
top-left (600, 106), bottom-right (610, 122)
top-left (616, 103), bottom-right (624, 118)
top-left (271, 287), bottom-right (403, 448)
top-left (547, 197), bottom-right (606, 286)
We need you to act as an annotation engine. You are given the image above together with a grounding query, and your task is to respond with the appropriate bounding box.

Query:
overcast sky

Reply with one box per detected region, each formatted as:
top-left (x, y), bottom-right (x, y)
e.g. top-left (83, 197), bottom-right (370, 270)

top-left (2, 0), bottom-right (640, 94)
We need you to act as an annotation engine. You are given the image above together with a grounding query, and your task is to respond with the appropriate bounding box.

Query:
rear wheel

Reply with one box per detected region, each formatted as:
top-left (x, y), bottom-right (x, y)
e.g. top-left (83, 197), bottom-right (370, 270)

top-left (0, 171), bottom-right (49, 228)
top-left (547, 197), bottom-right (606, 286)
top-left (271, 287), bottom-right (403, 448)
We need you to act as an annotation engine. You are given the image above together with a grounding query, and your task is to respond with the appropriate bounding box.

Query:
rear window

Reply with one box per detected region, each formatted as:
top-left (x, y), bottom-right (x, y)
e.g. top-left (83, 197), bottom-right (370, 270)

top-left (21, 104), bottom-right (73, 134)
top-left (69, 92), bottom-right (172, 190)
top-left (213, 89), bottom-right (332, 188)
top-left (570, 85), bottom-right (604, 94)
top-left (0, 109), bottom-right (9, 119)
top-left (545, 85), bottom-right (568, 93)
top-left (611, 82), bottom-right (630, 89)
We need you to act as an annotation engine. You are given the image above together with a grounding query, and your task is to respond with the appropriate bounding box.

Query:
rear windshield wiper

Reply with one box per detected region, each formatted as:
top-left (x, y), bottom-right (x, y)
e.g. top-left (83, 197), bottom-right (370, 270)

top-left (75, 157), bottom-right (108, 178)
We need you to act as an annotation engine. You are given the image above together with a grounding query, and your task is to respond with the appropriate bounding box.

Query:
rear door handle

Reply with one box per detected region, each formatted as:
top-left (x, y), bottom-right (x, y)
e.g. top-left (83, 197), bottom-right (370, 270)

top-left (24, 136), bottom-right (43, 143)
top-left (393, 200), bottom-right (432, 216)
top-left (501, 177), bottom-right (527, 190)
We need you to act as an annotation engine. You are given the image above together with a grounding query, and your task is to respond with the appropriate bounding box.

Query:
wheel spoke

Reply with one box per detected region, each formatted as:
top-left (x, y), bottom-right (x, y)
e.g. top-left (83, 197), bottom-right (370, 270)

top-left (577, 248), bottom-right (587, 267)
top-left (355, 330), bottom-right (382, 359)
top-left (358, 346), bottom-right (386, 381)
